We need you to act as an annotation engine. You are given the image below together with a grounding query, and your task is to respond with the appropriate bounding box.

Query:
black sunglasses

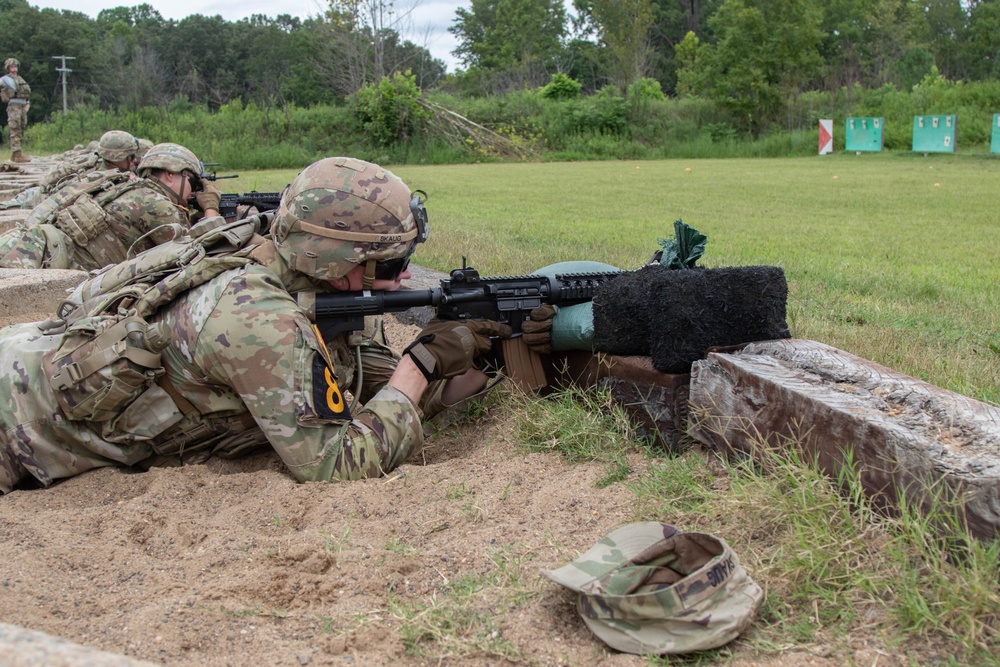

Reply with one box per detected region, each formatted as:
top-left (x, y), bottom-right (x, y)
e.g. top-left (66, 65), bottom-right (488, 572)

top-left (187, 172), bottom-right (203, 193)
top-left (373, 257), bottom-right (411, 281)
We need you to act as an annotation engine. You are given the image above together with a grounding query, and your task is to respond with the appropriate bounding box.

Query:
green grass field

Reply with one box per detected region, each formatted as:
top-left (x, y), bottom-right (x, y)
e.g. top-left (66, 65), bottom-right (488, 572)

top-left (215, 155), bottom-right (1000, 662)
top-left (234, 154), bottom-right (999, 406)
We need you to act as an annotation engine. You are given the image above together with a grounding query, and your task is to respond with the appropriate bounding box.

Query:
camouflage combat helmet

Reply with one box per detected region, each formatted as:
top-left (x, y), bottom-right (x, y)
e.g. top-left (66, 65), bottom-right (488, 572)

top-left (136, 138), bottom-right (154, 160)
top-left (541, 522), bottom-right (763, 655)
top-left (136, 142), bottom-right (200, 177)
top-left (4, 58), bottom-right (18, 70)
top-left (272, 156), bottom-right (429, 285)
top-left (97, 130), bottom-right (140, 163)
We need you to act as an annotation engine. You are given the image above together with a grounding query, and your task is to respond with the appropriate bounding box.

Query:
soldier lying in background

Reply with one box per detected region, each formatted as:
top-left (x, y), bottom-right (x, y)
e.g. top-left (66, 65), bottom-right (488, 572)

top-left (0, 131), bottom-right (152, 211)
top-left (0, 142), bottom-right (220, 271)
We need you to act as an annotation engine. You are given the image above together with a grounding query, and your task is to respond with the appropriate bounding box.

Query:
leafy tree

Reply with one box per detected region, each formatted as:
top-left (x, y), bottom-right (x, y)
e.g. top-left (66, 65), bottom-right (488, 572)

top-left (922, 0), bottom-right (970, 81)
top-left (644, 0), bottom-right (721, 93)
top-left (573, 0), bottom-right (656, 92)
top-left (698, 0), bottom-right (824, 134)
top-left (560, 37), bottom-right (613, 93)
top-left (862, 0), bottom-right (929, 87)
top-left (450, 0), bottom-right (568, 90)
top-left (674, 30), bottom-right (709, 97)
top-left (966, 0), bottom-right (1000, 81)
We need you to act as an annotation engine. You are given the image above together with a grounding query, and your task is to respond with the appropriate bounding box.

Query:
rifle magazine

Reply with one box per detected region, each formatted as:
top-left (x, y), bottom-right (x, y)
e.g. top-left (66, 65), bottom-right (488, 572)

top-left (500, 337), bottom-right (548, 393)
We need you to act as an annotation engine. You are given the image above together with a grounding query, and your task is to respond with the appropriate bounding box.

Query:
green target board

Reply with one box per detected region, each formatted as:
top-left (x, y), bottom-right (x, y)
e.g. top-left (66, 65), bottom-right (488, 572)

top-left (845, 117), bottom-right (884, 152)
top-left (912, 115), bottom-right (957, 153)
top-left (991, 114), bottom-right (1000, 154)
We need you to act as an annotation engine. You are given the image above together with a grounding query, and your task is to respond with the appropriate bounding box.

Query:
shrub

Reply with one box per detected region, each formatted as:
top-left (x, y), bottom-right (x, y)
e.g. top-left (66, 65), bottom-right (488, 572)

top-left (352, 70), bottom-right (432, 147)
top-left (540, 73), bottom-right (583, 100)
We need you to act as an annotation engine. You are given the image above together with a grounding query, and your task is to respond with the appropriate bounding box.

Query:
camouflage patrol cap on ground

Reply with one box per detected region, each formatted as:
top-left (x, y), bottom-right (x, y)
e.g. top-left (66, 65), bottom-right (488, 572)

top-left (4, 58), bottom-right (18, 70)
top-left (540, 522), bottom-right (763, 655)
top-left (272, 156), bottom-right (428, 283)
top-left (136, 142), bottom-right (200, 177)
top-left (97, 130), bottom-right (139, 163)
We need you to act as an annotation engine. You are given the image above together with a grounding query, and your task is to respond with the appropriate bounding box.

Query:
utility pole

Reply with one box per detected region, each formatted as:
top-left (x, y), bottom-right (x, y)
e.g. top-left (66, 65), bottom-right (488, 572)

top-left (51, 55), bottom-right (75, 115)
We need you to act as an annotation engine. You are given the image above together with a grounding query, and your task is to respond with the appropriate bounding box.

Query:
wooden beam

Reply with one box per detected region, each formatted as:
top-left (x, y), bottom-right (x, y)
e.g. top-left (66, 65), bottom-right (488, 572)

top-left (689, 339), bottom-right (1000, 541)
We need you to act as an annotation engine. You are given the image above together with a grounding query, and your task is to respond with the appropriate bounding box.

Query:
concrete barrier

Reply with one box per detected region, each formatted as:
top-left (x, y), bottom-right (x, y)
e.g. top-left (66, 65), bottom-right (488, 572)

top-left (0, 622), bottom-right (160, 666)
top-left (0, 268), bottom-right (87, 326)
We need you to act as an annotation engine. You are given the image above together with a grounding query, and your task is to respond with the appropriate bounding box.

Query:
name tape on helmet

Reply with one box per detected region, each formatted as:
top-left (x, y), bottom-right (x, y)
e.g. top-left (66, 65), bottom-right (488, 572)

top-left (293, 218), bottom-right (418, 244)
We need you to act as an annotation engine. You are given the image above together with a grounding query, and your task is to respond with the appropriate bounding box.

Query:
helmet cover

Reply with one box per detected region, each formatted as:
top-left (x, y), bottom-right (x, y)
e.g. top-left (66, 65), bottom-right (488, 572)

top-left (273, 156), bottom-right (428, 282)
top-left (97, 130), bottom-right (139, 163)
top-left (136, 142), bottom-right (200, 177)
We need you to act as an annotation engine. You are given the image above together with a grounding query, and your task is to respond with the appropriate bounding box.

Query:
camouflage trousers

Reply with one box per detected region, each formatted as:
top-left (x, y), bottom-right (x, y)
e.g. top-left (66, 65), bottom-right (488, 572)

top-left (0, 223), bottom-right (73, 269)
top-left (7, 102), bottom-right (26, 152)
top-left (0, 185), bottom-right (42, 210)
top-left (0, 435), bottom-right (25, 494)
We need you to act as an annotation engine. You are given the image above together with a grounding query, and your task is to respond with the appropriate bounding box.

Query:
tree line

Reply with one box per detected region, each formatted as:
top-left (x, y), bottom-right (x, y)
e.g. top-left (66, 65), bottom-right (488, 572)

top-left (4, 0), bottom-right (999, 139)
top-left (0, 0), bottom-right (445, 120)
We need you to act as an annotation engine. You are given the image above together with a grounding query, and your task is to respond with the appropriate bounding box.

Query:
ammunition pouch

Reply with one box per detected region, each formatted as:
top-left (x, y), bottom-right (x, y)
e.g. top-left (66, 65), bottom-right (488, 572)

top-left (52, 194), bottom-right (129, 266)
top-left (42, 311), bottom-right (171, 423)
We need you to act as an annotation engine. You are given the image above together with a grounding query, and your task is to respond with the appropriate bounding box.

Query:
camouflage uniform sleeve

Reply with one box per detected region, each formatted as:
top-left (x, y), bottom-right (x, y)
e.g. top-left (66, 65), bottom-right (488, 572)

top-left (193, 269), bottom-right (424, 482)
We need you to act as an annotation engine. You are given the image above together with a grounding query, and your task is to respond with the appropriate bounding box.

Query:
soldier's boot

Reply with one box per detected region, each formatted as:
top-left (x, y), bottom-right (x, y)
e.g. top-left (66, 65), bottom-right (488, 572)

top-left (11, 150), bottom-right (30, 163)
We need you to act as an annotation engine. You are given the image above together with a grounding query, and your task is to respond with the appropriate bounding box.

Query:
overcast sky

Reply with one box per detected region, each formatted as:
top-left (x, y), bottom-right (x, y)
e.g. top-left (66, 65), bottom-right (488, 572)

top-left (30, 0), bottom-right (470, 72)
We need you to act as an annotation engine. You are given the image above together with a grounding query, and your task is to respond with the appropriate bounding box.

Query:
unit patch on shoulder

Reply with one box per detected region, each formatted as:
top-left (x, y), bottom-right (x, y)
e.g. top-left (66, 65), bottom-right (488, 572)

top-left (312, 325), bottom-right (351, 421)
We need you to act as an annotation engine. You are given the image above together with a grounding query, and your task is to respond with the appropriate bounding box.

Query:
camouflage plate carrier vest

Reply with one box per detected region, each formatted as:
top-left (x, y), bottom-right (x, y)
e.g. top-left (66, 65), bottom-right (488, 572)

top-left (39, 213), bottom-right (272, 458)
top-left (0, 74), bottom-right (29, 104)
top-left (25, 169), bottom-right (149, 267)
top-left (39, 152), bottom-right (102, 194)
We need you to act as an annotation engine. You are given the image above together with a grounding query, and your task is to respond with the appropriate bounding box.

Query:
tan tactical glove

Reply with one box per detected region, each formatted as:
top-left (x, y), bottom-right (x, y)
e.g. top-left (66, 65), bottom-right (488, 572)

top-left (521, 304), bottom-right (558, 354)
top-left (195, 179), bottom-right (221, 212)
top-left (404, 319), bottom-right (512, 382)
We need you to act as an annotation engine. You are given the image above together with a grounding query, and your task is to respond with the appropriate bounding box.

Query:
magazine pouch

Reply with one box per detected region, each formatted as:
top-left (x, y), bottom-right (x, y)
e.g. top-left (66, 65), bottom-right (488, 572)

top-left (42, 310), bottom-right (171, 423)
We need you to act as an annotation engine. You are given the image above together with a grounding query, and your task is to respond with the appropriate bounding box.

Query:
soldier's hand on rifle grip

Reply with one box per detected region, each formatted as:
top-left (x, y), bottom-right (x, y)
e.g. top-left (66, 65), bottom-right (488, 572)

top-left (522, 304), bottom-right (559, 354)
top-left (195, 179), bottom-right (221, 214)
top-left (404, 319), bottom-right (511, 382)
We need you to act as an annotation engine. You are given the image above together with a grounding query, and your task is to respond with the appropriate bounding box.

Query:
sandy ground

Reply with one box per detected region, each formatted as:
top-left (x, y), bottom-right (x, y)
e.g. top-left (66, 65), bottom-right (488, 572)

top-left (0, 270), bottom-right (907, 667)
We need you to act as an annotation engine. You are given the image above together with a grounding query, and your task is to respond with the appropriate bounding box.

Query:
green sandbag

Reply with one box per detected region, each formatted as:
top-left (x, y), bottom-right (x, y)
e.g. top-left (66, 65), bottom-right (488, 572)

top-left (532, 261), bottom-right (622, 351)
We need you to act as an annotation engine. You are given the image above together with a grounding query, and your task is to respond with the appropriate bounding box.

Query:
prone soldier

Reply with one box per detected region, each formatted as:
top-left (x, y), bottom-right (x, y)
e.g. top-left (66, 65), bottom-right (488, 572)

top-left (1, 130), bottom-right (148, 210)
top-left (0, 156), bottom-right (509, 493)
top-left (0, 142), bottom-right (220, 271)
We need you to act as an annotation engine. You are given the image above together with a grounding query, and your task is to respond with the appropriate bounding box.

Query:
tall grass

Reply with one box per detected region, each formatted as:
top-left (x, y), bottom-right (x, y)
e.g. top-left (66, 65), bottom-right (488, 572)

top-left (625, 424), bottom-right (1000, 664)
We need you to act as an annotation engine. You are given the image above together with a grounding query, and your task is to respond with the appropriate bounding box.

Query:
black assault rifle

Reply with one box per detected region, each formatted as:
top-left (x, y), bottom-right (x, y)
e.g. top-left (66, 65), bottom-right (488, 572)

top-left (296, 263), bottom-right (626, 388)
top-left (199, 161), bottom-right (239, 182)
top-left (219, 191), bottom-right (284, 221)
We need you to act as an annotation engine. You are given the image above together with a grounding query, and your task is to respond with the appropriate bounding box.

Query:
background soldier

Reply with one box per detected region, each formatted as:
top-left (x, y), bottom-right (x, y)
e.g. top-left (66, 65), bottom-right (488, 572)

top-left (0, 142), bottom-right (211, 270)
top-left (1, 130), bottom-right (144, 210)
top-left (0, 58), bottom-right (31, 163)
top-left (0, 156), bottom-right (508, 493)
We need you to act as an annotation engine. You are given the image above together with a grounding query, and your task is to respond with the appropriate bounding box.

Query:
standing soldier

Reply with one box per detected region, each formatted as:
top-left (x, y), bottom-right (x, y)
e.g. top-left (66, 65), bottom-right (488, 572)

top-left (1, 58), bottom-right (31, 163)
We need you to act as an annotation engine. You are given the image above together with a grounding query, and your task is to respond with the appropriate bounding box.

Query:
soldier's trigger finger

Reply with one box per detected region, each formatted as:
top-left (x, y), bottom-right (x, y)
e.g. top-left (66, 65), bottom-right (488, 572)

top-left (528, 304), bottom-right (558, 322)
top-left (521, 318), bottom-right (552, 336)
top-left (467, 319), bottom-right (513, 341)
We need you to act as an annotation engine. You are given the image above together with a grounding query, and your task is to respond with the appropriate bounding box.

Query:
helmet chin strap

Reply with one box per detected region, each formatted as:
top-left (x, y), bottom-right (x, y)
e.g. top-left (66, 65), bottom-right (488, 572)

top-left (362, 259), bottom-right (377, 289)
